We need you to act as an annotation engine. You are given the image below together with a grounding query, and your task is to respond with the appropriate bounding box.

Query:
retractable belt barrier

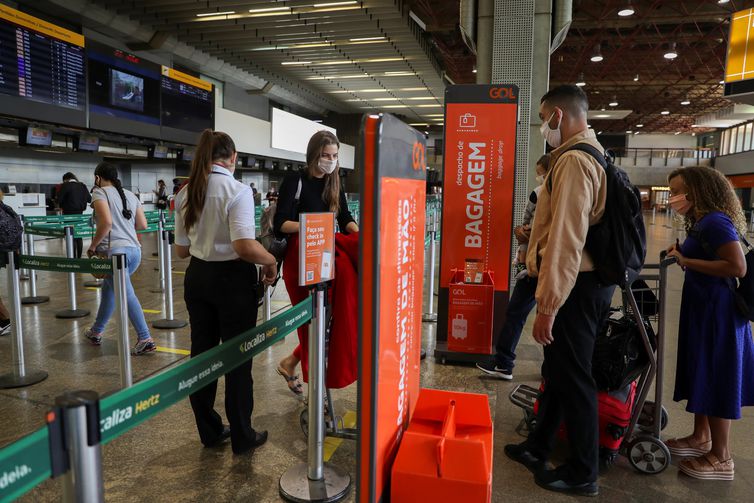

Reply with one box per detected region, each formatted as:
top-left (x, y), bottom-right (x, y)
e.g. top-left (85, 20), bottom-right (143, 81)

top-left (0, 298), bottom-right (312, 503)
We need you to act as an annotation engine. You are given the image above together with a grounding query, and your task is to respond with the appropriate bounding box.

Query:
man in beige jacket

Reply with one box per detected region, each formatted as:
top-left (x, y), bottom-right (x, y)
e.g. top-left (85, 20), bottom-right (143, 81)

top-left (504, 85), bottom-right (615, 496)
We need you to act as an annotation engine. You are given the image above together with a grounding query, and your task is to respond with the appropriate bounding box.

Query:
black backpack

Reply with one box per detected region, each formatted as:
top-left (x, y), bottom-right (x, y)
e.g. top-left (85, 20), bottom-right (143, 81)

top-left (689, 228), bottom-right (754, 321)
top-left (0, 201), bottom-right (23, 252)
top-left (563, 143), bottom-right (647, 287)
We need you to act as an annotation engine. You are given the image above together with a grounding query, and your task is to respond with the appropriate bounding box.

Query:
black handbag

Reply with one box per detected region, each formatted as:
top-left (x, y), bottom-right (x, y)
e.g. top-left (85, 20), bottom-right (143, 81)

top-left (261, 176), bottom-right (302, 261)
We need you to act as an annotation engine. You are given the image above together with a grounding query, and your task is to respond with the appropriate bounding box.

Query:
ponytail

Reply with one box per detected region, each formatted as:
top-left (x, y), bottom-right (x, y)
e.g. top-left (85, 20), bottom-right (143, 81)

top-left (183, 129), bottom-right (236, 232)
top-left (94, 162), bottom-right (131, 220)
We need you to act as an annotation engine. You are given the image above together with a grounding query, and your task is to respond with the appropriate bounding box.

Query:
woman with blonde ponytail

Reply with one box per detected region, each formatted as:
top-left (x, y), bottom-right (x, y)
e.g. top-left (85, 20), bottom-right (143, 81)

top-left (174, 129), bottom-right (277, 454)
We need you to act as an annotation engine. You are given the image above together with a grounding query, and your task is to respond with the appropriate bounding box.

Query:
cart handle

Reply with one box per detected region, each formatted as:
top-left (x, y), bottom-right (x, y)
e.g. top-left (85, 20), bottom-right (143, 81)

top-left (659, 250), bottom-right (678, 268)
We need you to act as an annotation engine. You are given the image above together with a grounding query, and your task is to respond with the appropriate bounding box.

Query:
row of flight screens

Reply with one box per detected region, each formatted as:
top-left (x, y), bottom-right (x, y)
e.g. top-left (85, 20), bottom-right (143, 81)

top-left (0, 5), bottom-right (214, 144)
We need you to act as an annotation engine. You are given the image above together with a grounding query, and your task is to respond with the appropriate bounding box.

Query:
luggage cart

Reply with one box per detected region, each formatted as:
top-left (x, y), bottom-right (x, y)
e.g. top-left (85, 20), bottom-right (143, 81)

top-left (509, 254), bottom-right (677, 474)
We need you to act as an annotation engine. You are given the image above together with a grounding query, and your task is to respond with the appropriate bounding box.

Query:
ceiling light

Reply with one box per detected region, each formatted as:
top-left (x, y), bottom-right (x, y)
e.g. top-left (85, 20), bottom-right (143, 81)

top-left (595, 114), bottom-right (611, 118)
top-left (618, 1), bottom-right (635, 17)
top-left (281, 61), bottom-right (311, 66)
top-left (661, 110), bottom-right (670, 115)
top-left (407, 97), bottom-right (436, 100)
top-left (362, 58), bottom-right (403, 63)
top-left (576, 73), bottom-right (586, 87)
top-left (248, 7), bottom-right (292, 16)
top-left (400, 87), bottom-right (426, 91)
top-left (425, 114), bottom-right (444, 117)
top-left (416, 104), bottom-right (443, 108)
top-left (291, 42), bottom-right (331, 49)
top-left (720, 80), bottom-right (725, 84)
top-left (597, 131), bottom-right (603, 135)
top-left (409, 123), bottom-right (428, 126)
top-left (633, 74), bottom-right (639, 82)
top-left (609, 95), bottom-right (618, 107)
top-left (371, 97), bottom-right (400, 101)
top-left (306, 74), bottom-right (367, 80)
top-left (347, 39), bottom-right (388, 45)
top-left (718, 0), bottom-right (730, 4)
top-left (591, 44), bottom-right (603, 62)
top-left (384, 71), bottom-right (415, 76)
top-left (349, 36), bottom-right (385, 42)
top-left (197, 11), bottom-right (235, 17)
top-left (626, 130), bottom-right (633, 134)
top-left (664, 42), bottom-right (678, 60)
top-left (472, 68), bottom-right (477, 73)
top-left (636, 124), bottom-right (643, 128)
top-left (382, 105), bottom-right (408, 109)
top-left (681, 97), bottom-right (691, 105)
top-left (313, 1), bottom-right (358, 7)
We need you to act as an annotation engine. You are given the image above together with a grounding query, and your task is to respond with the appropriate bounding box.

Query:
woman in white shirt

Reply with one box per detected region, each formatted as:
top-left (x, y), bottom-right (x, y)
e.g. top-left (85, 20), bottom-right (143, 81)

top-left (174, 129), bottom-right (277, 454)
top-left (84, 162), bottom-right (155, 355)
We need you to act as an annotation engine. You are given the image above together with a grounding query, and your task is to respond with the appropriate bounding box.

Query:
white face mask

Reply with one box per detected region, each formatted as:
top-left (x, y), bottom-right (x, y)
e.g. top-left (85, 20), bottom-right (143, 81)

top-left (540, 110), bottom-right (562, 149)
top-left (536, 175), bottom-right (545, 185)
top-left (319, 158), bottom-right (337, 174)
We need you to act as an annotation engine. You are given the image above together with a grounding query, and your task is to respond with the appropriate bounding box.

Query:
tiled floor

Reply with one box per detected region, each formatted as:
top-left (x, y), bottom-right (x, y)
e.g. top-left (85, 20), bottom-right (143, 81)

top-left (1, 213), bottom-right (753, 502)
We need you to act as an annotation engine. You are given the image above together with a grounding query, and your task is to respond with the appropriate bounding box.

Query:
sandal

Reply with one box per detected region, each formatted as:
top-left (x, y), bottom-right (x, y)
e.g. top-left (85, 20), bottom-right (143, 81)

top-left (276, 366), bottom-right (303, 396)
top-left (679, 453), bottom-right (734, 481)
top-left (666, 436), bottom-right (712, 458)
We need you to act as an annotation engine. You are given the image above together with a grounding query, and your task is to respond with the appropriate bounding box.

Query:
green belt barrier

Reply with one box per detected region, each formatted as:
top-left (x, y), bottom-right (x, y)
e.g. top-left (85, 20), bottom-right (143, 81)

top-left (23, 226), bottom-right (65, 238)
top-left (23, 215), bottom-right (89, 224)
top-left (0, 429), bottom-right (51, 502)
top-left (98, 297), bottom-right (312, 444)
top-left (18, 255), bottom-right (113, 275)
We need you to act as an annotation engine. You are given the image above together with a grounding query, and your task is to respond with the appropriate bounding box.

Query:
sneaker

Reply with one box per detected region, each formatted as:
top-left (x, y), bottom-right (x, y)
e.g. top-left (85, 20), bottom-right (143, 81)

top-left (84, 329), bottom-right (102, 345)
top-left (535, 467), bottom-right (599, 497)
top-left (505, 442), bottom-right (546, 473)
top-left (476, 361), bottom-right (513, 380)
top-left (0, 320), bottom-right (10, 336)
top-left (131, 338), bottom-right (156, 355)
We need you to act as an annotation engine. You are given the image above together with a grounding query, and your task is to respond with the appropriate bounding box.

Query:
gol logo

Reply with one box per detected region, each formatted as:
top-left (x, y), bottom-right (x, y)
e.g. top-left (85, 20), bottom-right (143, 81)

top-left (489, 87), bottom-right (517, 100)
top-left (412, 141), bottom-right (426, 171)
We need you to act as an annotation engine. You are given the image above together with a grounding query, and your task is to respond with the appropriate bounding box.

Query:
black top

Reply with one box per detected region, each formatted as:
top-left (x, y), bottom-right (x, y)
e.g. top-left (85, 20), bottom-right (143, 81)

top-left (273, 171), bottom-right (355, 238)
top-left (57, 181), bottom-right (92, 214)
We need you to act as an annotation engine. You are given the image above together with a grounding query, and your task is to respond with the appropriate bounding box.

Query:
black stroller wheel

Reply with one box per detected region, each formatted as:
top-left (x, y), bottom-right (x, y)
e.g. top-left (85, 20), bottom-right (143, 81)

top-left (627, 435), bottom-right (671, 474)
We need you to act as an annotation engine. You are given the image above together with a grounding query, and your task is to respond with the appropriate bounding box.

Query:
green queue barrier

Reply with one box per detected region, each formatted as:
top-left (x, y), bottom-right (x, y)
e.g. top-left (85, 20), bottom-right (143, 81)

top-left (17, 255), bottom-right (113, 276)
top-left (0, 297), bottom-right (313, 502)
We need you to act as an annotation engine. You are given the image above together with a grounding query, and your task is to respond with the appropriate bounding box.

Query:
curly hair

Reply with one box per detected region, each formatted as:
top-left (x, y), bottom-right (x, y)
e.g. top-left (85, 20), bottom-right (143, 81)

top-left (668, 166), bottom-right (746, 235)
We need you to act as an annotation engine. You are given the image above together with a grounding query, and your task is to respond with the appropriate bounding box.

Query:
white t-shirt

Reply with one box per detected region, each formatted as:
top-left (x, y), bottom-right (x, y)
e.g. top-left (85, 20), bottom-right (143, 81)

top-left (174, 165), bottom-right (256, 261)
top-left (91, 186), bottom-right (142, 251)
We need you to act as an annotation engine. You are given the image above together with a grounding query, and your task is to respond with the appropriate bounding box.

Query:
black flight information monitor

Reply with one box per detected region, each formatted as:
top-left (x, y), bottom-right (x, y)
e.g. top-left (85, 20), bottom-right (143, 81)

top-left (0, 4), bottom-right (86, 127)
top-left (160, 66), bottom-right (214, 144)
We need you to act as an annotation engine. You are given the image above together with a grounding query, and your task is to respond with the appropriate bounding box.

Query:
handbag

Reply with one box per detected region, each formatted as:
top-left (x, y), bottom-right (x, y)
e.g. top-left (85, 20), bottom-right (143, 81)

top-left (262, 176), bottom-right (302, 261)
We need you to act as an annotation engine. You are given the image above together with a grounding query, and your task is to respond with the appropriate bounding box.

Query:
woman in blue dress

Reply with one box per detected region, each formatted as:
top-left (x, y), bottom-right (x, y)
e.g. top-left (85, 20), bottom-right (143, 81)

top-left (666, 166), bottom-right (754, 481)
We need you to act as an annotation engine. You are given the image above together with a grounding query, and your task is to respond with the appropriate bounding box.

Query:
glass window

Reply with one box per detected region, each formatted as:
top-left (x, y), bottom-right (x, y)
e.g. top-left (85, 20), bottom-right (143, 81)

top-left (746, 123), bottom-right (754, 152)
top-left (723, 129), bottom-right (730, 155)
top-left (737, 125), bottom-right (746, 153)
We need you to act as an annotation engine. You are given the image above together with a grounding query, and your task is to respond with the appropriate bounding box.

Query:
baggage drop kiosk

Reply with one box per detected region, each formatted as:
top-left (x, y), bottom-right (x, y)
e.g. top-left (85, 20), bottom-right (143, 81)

top-left (435, 85), bottom-right (519, 364)
top-left (358, 114), bottom-right (426, 502)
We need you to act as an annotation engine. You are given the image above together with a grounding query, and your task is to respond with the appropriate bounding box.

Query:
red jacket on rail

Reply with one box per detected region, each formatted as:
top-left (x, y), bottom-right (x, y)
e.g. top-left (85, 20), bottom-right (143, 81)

top-left (283, 232), bottom-right (358, 389)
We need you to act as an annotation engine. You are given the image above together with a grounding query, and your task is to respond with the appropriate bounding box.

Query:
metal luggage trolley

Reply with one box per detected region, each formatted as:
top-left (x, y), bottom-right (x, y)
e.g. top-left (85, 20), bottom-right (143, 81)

top-left (299, 303), bottom-right (357, 441)
top-left (509, 253), bottom-right (677, 474)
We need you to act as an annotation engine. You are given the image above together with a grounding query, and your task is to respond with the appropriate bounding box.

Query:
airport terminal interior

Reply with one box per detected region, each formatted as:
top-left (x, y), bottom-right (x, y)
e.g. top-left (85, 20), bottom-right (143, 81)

top-left (2, 1), bottom-right (754, 502)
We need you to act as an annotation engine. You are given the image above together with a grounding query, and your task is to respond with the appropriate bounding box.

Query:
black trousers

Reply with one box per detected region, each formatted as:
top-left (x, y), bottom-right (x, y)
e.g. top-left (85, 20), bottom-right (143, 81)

top-left (527, 272), bottom-right (614, 483)
top-left (73, 238), bottom-right (83, 259)
top-left (184, 257), bottom-right (259, 453)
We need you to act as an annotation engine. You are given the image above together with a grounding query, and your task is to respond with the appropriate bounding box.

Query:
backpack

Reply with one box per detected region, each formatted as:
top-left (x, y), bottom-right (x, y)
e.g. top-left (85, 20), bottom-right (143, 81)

top-left (560, 143), bottom-right (647, 287)
top-left (258, 176), bottom-right (302, 260)
top-left (0, 202), bottom-right (23, 252)
top-left (689, 228), bottom-right (754, 321)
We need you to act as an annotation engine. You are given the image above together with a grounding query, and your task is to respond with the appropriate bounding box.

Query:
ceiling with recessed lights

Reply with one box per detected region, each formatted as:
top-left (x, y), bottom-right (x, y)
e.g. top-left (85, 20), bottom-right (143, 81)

top-left (549, 0), bottom-right (754, 134)
top-left (69, 0), bottom-right (447, 125)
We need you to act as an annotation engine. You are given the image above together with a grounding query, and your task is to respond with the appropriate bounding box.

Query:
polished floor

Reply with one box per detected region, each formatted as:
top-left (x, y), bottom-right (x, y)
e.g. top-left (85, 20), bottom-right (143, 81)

top-left (1, 213), bottom-right (753, 502)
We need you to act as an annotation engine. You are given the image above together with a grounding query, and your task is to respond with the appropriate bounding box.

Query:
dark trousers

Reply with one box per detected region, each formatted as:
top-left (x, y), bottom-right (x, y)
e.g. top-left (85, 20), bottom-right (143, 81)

top-left (74, 238), bottom-right (83, 259)
top-left (494, 275), bottom-right (537, 369)
top-left (527, 272), bottom-right (614, 483)
top-left (184, 257), bottom-right (260, 453)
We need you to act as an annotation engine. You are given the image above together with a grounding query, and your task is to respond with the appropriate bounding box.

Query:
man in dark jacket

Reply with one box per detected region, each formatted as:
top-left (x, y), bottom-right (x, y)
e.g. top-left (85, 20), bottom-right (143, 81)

top-left (56, 172), bottom-right (91, 258)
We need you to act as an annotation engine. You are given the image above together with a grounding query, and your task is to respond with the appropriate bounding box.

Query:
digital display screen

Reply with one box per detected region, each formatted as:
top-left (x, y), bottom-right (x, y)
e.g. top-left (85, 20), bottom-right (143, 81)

top-left (109, 69), bottom-right (144, 112)
top-left (0, 5), bottom-right (86, 127)
top-left (88, 41), bottom-right (160, 135)
top-left (25, 127), bottom-right (52, 146)
top-left (153, 145), bottom-right (168, 158)
top-left (77, 134), bottom-right (99, 151)
top-left (161, 67), bottom-right (214, 139)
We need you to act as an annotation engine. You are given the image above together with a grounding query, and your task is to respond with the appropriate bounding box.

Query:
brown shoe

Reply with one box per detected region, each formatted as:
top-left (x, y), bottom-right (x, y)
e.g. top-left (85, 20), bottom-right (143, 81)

top-left (666, 436), bottom-right (712, 458)
top-left (679, 454), bottom-right (734, 481)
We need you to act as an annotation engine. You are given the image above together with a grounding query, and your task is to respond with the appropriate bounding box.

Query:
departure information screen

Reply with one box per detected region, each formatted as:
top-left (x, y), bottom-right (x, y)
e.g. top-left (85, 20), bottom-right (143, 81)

top-left (0, 6), bottom-right (85, 110)
top-left (161, 66), bottom-right (214, 133)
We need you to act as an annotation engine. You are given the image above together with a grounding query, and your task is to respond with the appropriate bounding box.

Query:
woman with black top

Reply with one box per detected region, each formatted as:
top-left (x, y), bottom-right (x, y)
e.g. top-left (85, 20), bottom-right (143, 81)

top-left (174, 129), bottom-right (277, 454)
top-left (273, 130), bottom-right (358, 395)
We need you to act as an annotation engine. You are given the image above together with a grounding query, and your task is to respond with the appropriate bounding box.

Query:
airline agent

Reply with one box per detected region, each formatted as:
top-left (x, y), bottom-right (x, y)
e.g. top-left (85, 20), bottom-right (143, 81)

top-left (174, 129), bottom-right (277, 454)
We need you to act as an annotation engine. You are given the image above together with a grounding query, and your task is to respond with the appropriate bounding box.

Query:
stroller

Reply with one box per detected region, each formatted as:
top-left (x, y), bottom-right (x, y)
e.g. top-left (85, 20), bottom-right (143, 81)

top-left (509, 255), bottom-right (676, 474)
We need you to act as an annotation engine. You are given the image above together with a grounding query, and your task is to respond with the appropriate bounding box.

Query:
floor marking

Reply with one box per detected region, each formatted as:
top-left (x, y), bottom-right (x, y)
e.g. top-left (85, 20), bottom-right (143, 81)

top-left (173, 271), bottom-right (185, 275)
top-left (156, 346), bottom-right (190, 356)
top-left (143, 309), bottom-right (161, 314)
top-left (85, 287), bottom-right (100, 291)
top-left (323, 410), bottom-right (356, 462)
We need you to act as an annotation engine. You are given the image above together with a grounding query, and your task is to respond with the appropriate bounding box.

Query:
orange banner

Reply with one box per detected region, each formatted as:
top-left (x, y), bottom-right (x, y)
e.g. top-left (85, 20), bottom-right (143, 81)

top-left (298, 212), bottom-right (335, 286)
top-left (440, 100), bottom-right (518, 292)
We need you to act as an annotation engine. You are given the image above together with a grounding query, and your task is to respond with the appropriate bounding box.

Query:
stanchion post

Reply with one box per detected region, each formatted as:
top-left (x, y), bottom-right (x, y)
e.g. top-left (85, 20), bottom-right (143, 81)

top-left (55, 390), bottom-right (104, 503)
top-left (263, 285), bottom-right (272, 322)
top-left (151, 217), bottom-right (165, 292)
top-left (0, 251), bottom-right (48, 388)
top-left (279, 284), bottom-right (350, 502)
top-left (55, 226), bottom-right (90, 319)
top-left (152, 230), bottom-right (187, 329)
top-left (19, 215), bottom-right (29, 281)
top-left (423, 208), bottom-right (438, 322)
top-left (152, 209), bottom-right (162, 257)
top-left (651, 206), bottom-right (656, 226)
top-left (112, 254), bottom-right (133, 388)
top-left (21, 232), bottom-right (50, 305)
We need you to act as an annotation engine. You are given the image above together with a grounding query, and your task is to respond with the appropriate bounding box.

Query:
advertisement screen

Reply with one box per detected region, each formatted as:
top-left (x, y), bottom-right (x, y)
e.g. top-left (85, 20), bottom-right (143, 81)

top-left (109, 69), bottom-right (144, 112)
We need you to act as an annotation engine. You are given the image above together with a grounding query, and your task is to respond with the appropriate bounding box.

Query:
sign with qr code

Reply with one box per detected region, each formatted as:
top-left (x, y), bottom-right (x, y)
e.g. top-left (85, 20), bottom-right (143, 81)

top-left (298, 212), bottom-right (335, 287)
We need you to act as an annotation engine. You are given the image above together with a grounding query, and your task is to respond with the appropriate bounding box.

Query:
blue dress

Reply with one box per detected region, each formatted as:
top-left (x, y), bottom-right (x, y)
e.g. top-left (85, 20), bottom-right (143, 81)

top-left (674, 211), bottom-right (754, 420)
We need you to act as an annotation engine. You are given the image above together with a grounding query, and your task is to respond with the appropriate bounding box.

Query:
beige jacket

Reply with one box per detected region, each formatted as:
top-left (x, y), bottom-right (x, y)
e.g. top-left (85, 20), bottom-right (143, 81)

top-left (525, 129), bottom-right (607, 315)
